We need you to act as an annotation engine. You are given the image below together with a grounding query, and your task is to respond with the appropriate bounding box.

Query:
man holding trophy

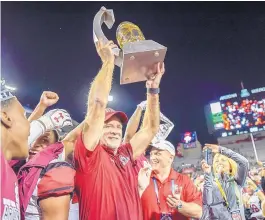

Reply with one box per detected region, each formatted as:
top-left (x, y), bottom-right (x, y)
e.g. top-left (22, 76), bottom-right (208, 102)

top-left (73, 7), bottom-right (166, 220)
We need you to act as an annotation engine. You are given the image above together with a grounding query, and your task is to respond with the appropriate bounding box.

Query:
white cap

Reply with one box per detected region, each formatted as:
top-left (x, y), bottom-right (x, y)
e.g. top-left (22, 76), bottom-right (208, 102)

top-left (152, 140), bottom-right (176, 156)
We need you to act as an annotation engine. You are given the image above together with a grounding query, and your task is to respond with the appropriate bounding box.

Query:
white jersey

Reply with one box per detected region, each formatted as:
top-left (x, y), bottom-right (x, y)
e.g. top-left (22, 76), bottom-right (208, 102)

top-left (249, 195), bottom-right (264, 220)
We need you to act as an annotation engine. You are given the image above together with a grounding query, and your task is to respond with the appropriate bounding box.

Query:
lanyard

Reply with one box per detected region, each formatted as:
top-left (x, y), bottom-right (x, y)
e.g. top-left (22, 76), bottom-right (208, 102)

top-left (153, 177), bottom-right (175, 205)
top-left (215, 178), bottom-right (229, 208)
top-left (215, 177), bottom-right (241, 210)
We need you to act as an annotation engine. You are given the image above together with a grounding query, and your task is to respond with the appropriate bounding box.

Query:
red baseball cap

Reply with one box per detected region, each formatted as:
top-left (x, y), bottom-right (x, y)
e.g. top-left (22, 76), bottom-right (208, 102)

top-left (105, 108), bottom-right (128, 124)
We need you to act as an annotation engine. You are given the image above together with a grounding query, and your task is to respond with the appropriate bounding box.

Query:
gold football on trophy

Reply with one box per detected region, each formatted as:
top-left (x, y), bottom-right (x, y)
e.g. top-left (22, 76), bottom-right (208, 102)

top-left (116, 21), bottom-right (145, 49)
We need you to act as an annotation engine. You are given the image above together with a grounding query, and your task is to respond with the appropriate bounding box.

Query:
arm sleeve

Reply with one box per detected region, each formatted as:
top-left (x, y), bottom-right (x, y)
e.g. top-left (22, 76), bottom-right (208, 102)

top-left (203, 172), bottom-right (214, 205)
top-left (219, 145), bottom-right (249, 186)
top-left (37, 162), bottom-right (75, 201)
top-left (201, 205), bottom-right (210, 220)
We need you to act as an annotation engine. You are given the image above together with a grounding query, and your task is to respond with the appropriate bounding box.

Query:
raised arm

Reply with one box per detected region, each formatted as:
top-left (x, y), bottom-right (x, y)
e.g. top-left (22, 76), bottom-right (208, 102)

top-left (151, 111), bottom-right (174, 144)
top-left (28, 109), bottom-right (72, 147)
top-left (82, 39), bottom-right (117, 151)
top-left (204, 143), bottom-right (249, 187)
top-left (123, 105), bottom-right (144, 143)
top-left (28, 91), bottom-right (59, 122)
top-left (130, 63), bottom-right (165, 160)
top-left (201, 160), bottom-right (214, 205)
top-left (219, 145), bottom-right (249, 186)
top-left (63, 121), bottom-right (84, 158)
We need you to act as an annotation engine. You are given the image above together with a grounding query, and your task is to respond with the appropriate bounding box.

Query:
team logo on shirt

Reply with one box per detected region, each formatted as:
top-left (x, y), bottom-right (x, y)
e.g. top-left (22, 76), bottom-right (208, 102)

top-left (2, 183), bottom-right (20, 220)
top-left (119, 155), bottom-right (129, 166)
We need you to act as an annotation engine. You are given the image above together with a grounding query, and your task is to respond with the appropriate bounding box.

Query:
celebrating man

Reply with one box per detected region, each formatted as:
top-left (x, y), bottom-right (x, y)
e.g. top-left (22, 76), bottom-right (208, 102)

top-left (1, 79), bottom-right (30, 219)
top-left (141, 140), bottom-right (202, 220)
top-left (74, 39), bottom-right (164, 219)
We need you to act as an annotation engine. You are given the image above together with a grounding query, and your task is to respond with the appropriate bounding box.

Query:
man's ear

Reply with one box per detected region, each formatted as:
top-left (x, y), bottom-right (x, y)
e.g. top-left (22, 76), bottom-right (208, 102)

top-left (1, 111), bottom-right (13, 128)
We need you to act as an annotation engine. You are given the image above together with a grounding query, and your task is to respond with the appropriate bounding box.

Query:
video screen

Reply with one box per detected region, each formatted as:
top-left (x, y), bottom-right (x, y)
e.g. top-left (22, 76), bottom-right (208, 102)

top-left (210, 102), bottom-right (224, 130)
top-left (206, 87), bottom-right (265, 137)
top-left (180, 132), bottom-right (197, 149)
top-left (221, 94), bottom-right (265, 132)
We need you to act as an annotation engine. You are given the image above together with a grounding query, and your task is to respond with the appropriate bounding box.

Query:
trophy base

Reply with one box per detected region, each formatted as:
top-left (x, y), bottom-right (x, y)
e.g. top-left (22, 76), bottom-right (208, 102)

top-left (120, 40), bottom-right (167, 85)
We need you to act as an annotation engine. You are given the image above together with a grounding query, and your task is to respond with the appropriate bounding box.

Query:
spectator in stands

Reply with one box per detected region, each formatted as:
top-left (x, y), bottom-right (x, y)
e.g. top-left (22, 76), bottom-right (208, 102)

top-left (1, 79), bottom-right (30, 219)
top-left (141, 140), bottom-right (202, 220)
top-left (243, 177), bottom-right (265, 220)
top-left (74, 39), bottom-right (163, 219)
top-left (201, 143), bottom-right (249, 220)
top-left (260, 165), bottom-right (265, 193)
top-left (249, 167), bottom-right (262, 186)
top-left (180, 164), bottom-right (196, 180)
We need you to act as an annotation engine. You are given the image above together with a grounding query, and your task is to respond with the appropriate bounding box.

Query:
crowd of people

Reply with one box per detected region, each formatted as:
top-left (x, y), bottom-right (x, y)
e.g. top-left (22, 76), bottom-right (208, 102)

top-left (1, 39), bottom-right (265, 220)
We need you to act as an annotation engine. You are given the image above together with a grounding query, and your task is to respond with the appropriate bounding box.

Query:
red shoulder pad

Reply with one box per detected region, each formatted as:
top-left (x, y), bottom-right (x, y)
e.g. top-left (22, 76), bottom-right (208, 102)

top-left (38, 161), bottom-right (75, 200)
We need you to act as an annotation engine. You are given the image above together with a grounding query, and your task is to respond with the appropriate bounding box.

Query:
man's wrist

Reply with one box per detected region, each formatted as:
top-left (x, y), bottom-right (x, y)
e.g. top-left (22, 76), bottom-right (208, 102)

top-left (37, 102), bottom-right (47, 111)
top-left (176, 200), bottom-right (183, 210)
top-left (147, 88), bottom-right (160, 94)
top-left (102, 60), bottom-right (115, 66)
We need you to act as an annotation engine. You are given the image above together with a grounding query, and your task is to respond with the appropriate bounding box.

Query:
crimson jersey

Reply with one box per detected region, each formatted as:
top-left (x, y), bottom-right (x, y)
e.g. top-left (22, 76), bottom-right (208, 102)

top-left (1, 150), bottom-right (20, 220)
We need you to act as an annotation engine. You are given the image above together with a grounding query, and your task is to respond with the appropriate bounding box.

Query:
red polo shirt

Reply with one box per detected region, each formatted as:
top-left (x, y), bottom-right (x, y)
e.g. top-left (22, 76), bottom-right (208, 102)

top-left (141, 169), bottom-right (202, 220)
top-left (74, 133), bottom-right (142, 220)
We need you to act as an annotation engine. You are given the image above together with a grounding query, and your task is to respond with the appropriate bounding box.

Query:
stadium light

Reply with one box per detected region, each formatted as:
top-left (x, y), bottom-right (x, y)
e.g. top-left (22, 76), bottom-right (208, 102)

top-left (5, 85), bottom-right (17, 91)
top-left (108, 95), bottom-right (114, 102)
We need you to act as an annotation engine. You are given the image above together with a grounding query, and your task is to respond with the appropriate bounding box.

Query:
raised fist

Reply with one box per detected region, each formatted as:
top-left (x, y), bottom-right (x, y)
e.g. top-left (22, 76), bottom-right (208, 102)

top-left (40, 91), bottom-right (59, 108)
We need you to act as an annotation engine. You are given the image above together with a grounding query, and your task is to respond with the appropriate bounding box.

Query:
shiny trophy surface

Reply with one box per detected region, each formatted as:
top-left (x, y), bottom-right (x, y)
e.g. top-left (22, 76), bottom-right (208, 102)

top-left (93, 6), bottom-right (167, 84)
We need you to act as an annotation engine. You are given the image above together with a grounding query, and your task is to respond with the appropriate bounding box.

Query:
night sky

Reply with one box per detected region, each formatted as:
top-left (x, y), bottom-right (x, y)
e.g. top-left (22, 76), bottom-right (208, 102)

top-left (2, 1), bottom-right (265, 145)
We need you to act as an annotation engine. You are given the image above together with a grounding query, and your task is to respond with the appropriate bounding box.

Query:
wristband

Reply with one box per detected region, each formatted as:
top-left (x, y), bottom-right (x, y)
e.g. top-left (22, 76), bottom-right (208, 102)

top-left (254, 188), bottom-right (260, 193)
top-left (176, 200), bottom-right (183, 210)
top-left (147, 88), bottom-right (160, 94)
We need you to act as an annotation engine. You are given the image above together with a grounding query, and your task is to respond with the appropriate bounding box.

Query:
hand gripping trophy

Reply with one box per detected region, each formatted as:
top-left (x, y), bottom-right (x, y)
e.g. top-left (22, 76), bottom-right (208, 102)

top-left (93, 6), bottom-right (167, 84)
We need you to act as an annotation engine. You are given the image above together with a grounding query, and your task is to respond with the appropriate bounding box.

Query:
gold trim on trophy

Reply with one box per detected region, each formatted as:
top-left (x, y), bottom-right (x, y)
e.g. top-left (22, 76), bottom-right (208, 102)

top-left (116, 22), bottom-right (145, 49)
